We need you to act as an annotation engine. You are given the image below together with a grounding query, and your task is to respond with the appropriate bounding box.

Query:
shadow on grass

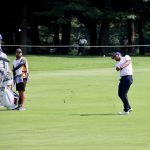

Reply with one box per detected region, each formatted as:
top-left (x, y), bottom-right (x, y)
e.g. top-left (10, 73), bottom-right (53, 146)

top-left (0, 108), bottom-right (18, 111)
top-left (71, 113), bottom-right (118, 116)
top-left (0, 109), bottom-right (10, 111)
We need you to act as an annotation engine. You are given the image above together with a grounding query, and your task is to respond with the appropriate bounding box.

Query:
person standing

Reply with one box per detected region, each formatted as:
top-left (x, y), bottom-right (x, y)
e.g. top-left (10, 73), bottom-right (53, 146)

top-left (77, 35), bottom-right (87, 55)
top-left (112, 52), bottom-right (133, 115)
top-left (12, 48), bottom-right (29, 110)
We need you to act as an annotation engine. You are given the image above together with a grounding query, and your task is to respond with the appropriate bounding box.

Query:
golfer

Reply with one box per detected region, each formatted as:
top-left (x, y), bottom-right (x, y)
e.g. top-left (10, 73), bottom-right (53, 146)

top-left (112, 52), bottom-right (133, 115)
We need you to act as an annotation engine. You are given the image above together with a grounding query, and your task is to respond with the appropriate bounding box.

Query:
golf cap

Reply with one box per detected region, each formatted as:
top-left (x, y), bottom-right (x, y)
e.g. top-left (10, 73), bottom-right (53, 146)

top-left (16, 48), bottom-right (22, 53)
top-left (112, 52), bottom-right (122, 59)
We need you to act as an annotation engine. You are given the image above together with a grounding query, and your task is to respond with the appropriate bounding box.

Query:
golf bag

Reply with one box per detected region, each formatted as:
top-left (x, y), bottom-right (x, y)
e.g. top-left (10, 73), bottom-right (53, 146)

top-left (0, 70), bottom-right (19, 110)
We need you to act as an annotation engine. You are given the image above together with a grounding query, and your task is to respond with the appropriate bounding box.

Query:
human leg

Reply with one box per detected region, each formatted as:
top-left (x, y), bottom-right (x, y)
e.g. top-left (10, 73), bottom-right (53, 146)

top-left (118, 76), bottom-right (133, 112)
top-left (18, 91), bottom-right (25, 106)
top-left (16, 82), bottom-right (26, 110)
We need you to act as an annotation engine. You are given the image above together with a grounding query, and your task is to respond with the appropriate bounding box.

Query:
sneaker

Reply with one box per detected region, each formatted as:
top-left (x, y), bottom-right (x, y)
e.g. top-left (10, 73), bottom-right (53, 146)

top-left (129, 108), bottom-right (133, 112)
top-left (118, 111), bottom-right (129, 115)
top-left (18, 106), bottom-right (26, 111)
top-left (11, 106), bottom-right (19, 110)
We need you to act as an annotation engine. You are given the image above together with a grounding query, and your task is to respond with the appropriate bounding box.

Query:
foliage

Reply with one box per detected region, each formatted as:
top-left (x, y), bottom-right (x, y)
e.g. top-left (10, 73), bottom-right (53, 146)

top-left (1, 0), bottom-right (150, 55)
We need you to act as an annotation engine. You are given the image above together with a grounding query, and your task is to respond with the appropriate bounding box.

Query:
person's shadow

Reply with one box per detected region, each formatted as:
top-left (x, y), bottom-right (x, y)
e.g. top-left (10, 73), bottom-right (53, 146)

top-left (71, 113), bottom-right (119, 116)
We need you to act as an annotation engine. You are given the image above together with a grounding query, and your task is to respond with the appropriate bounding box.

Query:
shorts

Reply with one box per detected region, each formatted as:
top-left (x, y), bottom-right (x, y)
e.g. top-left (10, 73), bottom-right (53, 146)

top-left (16, 79), bottom-right (27, 92)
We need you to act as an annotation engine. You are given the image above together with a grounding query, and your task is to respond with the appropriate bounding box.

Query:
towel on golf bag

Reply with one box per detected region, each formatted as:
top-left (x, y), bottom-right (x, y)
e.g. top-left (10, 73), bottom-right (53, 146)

top-left (0, 73), bottom-right (19, 110)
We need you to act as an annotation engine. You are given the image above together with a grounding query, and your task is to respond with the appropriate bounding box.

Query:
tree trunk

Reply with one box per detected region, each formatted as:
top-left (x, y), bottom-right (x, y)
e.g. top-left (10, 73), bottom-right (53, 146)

top-left (127, 19), bottom-right (135, 54)
top-left (29, 21), bottom-right (41, 54)
top-left (138, 16), bottom-right (145, 55)
top-left (98, 20), bottom-right (110, 55)
top-left (87, 22), bottom-right (97, 55)
top-left (61, 17), bottom-right (71, 55)
top-left (53, 24), bottom-right (60, 54)
top-left (20, 0), bottom-right (28, 54)
top-left (97, 0), bottom-right (111, 56)
top-left (30, 22), bottom-right (41, 45)
top-left (53, 24), bottom-right (60, 45)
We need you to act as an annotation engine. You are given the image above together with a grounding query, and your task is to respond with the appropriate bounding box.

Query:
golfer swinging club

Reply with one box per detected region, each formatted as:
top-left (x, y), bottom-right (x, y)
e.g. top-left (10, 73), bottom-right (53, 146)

top-left (112, 52), bottom-right (133, 115)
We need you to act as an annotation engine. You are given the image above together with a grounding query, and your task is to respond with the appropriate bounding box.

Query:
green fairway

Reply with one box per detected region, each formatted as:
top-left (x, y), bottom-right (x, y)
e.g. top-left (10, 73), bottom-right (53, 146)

top-left (0, 55), bottom-right (150, 150)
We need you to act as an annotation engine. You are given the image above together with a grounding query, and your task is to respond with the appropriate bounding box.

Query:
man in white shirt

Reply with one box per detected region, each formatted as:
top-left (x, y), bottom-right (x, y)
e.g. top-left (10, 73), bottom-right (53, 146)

top-left (112, 52), bottom-right (133, 115)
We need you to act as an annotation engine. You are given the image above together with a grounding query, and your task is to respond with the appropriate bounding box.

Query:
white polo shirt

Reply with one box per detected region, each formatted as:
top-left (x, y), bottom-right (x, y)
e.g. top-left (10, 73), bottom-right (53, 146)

top-left (79, 38), bottom-right (87, 45)
top-left (116, 55), bottom-right (133, 77)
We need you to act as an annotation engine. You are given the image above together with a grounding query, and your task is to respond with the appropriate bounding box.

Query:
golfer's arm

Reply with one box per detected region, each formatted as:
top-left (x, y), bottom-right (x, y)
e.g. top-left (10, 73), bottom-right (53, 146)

top-left (120, 60), bottom-right (130, 69)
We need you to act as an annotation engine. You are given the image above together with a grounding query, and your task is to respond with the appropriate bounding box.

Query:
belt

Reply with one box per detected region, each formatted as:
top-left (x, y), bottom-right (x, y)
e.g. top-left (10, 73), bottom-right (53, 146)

top-left (121, 75), bottom-right (132, 78)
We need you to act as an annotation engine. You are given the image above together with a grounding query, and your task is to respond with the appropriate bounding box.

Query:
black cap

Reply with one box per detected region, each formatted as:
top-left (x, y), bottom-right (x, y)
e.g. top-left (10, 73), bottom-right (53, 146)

top-left (16, 48), bottom-right (22, 53)
top-left (112, 52), bottom-right (122, 59)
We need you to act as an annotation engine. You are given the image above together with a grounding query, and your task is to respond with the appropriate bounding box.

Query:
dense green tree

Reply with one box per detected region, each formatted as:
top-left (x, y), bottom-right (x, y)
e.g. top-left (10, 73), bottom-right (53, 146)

top-left (1, 0), bottom-right (150, 55)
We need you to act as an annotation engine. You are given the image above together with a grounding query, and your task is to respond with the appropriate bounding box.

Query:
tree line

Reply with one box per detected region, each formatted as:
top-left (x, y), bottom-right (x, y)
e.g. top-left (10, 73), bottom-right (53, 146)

top-left (0, 0), bottom-right (150, 55)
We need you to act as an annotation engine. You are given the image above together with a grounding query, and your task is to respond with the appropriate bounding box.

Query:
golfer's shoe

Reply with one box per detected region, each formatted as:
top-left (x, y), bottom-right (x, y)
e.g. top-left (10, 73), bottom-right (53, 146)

top-left (118, 111), bottom-right (129, 115)
top-left (129, 108), bottom-right (133, 112)
top-left (11, 106), bottom-right (20, 110)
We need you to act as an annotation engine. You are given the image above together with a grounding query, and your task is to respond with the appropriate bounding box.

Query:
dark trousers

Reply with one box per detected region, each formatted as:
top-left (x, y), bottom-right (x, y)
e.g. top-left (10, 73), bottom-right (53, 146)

top-left (118, 75), bottom-right (133, 112)
top-left (77, 45), bottom-right (84, 55)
